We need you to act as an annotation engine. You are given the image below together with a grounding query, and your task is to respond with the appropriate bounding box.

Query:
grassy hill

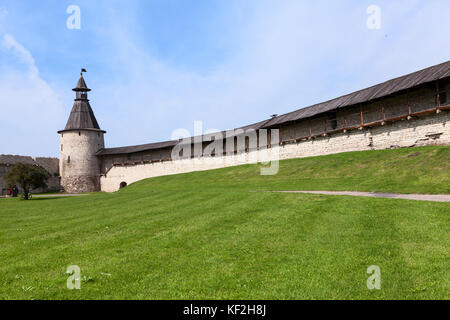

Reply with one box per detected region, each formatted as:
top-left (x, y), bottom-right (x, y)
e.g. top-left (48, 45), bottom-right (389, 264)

top-left (142, 145), bottom-right (450, 194)
top-left (0, 146), bottom-right (449, 299)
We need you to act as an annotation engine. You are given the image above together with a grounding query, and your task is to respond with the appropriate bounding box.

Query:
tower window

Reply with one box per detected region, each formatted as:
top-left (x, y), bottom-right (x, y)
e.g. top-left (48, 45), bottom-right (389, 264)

top-left (78, 132), bottom-right (81, 136)
top-left (68, 156), bottom-right (71, 163)
top-left (61, 144), bottom-right (63, 151)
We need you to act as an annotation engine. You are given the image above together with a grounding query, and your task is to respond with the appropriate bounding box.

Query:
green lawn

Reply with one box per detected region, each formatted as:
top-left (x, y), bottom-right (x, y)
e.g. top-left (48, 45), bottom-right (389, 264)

top-left (0, 146), bottom-right (449, 299)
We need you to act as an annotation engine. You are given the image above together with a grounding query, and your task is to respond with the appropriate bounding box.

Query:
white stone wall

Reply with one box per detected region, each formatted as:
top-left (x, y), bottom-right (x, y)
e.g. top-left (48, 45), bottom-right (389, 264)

top-left (100, 112), bottom-right (449, 192)
top-left (60, 130), bottom-right (105, 192)
top-left (100, 150), bottom-right (267, 192)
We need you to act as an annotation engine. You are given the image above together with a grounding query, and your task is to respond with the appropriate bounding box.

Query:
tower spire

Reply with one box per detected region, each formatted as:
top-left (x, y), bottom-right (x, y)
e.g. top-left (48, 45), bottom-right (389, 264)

top-left (58, 70), bottom-right (104, 133)
top-left (73, 69), bottom-right (91, 93)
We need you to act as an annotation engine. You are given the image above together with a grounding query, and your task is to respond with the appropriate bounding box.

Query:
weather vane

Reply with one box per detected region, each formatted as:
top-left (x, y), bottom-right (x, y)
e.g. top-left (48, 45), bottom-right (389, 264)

top-left (80, 68), bottom-right (87, 75)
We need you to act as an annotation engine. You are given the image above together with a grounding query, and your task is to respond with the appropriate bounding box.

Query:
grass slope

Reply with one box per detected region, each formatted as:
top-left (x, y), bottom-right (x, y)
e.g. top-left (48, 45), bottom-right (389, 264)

top-left (0, 146), bottom-right (449, 299)
top-left (150, 145), bottom-right (449, 194)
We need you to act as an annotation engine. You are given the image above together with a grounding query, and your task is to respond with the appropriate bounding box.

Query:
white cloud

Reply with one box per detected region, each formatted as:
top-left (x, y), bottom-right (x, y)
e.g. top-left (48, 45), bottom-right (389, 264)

top-left (2, 34), bottom-right (39, 76)
top-left (0, 34), bottom-right (65, 157)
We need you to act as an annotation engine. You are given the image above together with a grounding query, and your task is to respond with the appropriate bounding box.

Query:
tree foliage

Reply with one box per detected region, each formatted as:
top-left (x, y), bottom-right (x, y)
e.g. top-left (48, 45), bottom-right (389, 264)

top-left (4, 163), bottom-right (50, 200)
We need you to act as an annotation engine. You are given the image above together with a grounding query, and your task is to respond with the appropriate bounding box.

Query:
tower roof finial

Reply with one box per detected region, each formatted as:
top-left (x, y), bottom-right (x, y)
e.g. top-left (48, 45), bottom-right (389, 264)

top-left (73, 68), bottom-right (91, 92)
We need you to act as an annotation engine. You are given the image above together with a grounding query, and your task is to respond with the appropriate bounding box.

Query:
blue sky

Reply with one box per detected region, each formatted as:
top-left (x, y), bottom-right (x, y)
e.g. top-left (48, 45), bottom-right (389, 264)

top-left (0, 0), bottom-right (449, 157)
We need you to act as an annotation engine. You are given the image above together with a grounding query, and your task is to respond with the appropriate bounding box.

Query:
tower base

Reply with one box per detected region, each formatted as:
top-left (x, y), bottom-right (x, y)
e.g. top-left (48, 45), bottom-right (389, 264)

top-left (61, 176), bottom-right (100, 193)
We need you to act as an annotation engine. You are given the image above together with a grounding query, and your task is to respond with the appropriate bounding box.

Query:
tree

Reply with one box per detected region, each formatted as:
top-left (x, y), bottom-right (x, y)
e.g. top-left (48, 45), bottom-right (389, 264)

top-left (4, 163), bottom-right (50, 200)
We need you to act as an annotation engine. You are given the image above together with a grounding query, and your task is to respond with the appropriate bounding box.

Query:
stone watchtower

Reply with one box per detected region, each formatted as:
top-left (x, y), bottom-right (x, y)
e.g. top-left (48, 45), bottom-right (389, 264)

top-left (58, 70), bottom-right (106, 193)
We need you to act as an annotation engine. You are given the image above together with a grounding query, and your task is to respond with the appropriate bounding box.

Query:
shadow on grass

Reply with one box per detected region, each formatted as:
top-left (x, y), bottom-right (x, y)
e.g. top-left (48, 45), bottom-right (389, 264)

top-left (21, 197), bottom-right (67, 201)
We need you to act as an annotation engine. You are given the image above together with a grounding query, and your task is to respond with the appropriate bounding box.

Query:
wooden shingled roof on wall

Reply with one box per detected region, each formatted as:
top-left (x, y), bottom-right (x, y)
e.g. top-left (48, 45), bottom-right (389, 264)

top-left (263, 60), bottom-right (450, 127)
top-left (97, 60), bottom-right (450, 156)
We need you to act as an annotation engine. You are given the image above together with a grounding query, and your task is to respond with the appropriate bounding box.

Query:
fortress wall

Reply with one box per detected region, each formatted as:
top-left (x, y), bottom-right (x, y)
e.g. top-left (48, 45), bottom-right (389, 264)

top-left (278, 129), bottom-right (372, 160)
top-left (98, 83), bottom-right (444, 177)
top-left (279, 111), bottom-right (450, 160)
top-left (100, 111), bottom-right (450, 192)
top-left (0, 165), bottom-right (8, 193)
top-left (0, 157), bottom-right (60, 194)
top-left (277, 84), bottom-right (438, 142)
top-left (371, 110), bottom-right (450, 147)
top-left (100, 149), bottom-right (265, 192)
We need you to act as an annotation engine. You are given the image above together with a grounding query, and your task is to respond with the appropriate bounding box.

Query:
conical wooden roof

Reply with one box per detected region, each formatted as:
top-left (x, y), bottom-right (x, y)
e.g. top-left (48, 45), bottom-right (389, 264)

top-left (58, 74), bottom-right (105, 133)
top-left (63, 100), bottom-right (101, 131)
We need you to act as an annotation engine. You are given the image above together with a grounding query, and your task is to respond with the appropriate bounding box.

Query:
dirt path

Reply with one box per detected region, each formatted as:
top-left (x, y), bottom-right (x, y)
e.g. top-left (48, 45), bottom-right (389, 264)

top-left (273, 191), bottom-right (450, 202)
top-left (32, 194), bottom-right (89, 198)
